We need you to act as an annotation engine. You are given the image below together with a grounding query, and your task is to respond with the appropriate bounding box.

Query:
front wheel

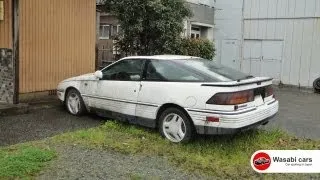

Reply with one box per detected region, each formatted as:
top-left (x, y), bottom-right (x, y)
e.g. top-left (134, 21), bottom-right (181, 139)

top-left (65, 89), bottom-right (86, 116)
top-left (159, 108), bottom-right (194, 143)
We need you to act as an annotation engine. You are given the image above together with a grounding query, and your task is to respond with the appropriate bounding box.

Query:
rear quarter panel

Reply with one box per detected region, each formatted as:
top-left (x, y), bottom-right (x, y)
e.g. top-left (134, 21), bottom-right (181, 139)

top-left (137, 79), bottom-right (273, 120)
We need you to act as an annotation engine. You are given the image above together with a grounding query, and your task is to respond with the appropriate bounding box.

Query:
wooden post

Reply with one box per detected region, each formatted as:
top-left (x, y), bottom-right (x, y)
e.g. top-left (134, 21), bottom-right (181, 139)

top-left (12, 0), bottom-right (19, 104)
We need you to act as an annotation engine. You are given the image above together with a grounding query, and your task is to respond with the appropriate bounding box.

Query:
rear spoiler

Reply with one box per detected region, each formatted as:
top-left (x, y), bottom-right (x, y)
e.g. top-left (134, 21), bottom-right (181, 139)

top-left (201, 78), bottom-right (273, 87)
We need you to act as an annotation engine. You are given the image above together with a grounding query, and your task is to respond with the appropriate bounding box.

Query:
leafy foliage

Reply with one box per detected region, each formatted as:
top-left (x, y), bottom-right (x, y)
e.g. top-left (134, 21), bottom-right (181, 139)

top-left (101, 0), bottom-right (192, 55)
top-left (0, 146), bottom-right (56, 178)
top-left (178, 38), bottom-right (215, 59)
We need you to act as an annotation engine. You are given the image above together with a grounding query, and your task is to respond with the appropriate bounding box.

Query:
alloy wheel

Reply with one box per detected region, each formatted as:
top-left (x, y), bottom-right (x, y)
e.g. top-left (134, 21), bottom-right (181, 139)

top-left (162, 113), bottom-right (187, 142)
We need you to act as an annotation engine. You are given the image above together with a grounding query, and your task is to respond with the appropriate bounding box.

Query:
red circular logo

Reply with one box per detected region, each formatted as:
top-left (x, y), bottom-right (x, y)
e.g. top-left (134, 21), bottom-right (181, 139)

top-left (252, 152), bottom-right (271, 171)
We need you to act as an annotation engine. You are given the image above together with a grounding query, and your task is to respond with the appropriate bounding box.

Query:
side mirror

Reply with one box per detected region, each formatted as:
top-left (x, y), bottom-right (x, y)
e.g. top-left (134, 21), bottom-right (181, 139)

top-left (94, 70), bottom-right (103, 79)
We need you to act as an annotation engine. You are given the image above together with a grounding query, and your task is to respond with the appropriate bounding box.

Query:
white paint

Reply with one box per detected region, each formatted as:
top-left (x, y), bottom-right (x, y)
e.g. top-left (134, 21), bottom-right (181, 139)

top-left (214, 0), bottom-right (320, 87)
top-left (213, 0), bottom-right (243, 65)
top-left (220, 40), bottom-right (240, 70)
top-left (57, 55), bottom-right (278, 138)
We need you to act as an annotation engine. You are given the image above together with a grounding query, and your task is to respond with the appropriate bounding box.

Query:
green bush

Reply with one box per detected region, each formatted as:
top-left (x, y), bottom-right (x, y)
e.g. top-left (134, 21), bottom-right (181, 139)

top-left (177, 38), bottom-right (215, 60)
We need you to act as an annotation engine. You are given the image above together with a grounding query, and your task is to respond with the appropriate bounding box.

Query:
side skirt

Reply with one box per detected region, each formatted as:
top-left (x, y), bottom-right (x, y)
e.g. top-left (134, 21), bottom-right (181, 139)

top-left (91, 108), bottom-right (157, 128)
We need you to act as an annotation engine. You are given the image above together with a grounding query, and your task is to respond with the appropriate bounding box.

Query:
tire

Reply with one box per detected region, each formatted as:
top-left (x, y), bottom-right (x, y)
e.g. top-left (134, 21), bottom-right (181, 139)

top-left (158, 107), bottom-right (194, 143)
top-left (65, 89), bottom-right (86, 116)
top-left (313, 77), bottom-right (320, 93)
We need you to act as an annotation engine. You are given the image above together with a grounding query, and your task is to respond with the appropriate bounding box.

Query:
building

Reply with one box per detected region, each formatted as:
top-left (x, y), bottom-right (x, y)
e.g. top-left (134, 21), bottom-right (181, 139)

top-left (214, 0), bottom-right (320, 88)
top-left (96, 0), bottom-right (121, 68)
top-left (184, 0), bottom-right (215, 42)
top-left (0, 0), bottom-right (96, 104)
top-left (96, 0), bottom-right (215, 66)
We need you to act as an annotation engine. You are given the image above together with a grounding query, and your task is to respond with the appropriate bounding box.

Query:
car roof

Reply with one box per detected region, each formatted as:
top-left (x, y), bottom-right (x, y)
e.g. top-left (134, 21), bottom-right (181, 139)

top-left (121, 55), bottom-right (201, 60)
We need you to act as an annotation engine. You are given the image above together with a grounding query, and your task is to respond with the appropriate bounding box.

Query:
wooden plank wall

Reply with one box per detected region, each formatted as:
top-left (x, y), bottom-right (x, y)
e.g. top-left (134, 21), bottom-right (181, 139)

top-left (0, 0), bottom-right (12, 48)
top-left (19, 0), bottom-right (96, 93)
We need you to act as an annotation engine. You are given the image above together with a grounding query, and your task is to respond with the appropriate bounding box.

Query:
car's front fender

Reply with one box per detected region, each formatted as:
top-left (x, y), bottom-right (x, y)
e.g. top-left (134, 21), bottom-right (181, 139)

top-left (57, 81), bottom-right (82, 102)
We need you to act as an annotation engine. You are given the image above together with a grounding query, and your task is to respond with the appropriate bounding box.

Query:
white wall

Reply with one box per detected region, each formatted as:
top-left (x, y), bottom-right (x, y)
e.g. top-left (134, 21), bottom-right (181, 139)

top-left (215, 0), bottom-right (320, 88)
top-left (243, 0), bottom-right (320, 87)
top-left (213, 0), bottom-right (243, 67)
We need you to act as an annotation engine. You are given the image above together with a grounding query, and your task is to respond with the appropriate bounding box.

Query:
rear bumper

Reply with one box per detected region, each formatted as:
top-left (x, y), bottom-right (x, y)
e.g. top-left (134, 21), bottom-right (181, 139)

top-left (187, 100), bottom-right (279, 135)
top-left (195, 114), bottom-right (275, 135)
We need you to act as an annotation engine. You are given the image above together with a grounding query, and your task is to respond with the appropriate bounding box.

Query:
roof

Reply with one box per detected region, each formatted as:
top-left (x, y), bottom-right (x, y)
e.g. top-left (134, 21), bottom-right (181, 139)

top-left (121, 55), bottom-right (200, 60)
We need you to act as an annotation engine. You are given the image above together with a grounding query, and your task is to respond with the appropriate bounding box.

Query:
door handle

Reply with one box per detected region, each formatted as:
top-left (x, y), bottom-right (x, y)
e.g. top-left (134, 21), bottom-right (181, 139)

top-left (139, 84), bottom-right (142, 91)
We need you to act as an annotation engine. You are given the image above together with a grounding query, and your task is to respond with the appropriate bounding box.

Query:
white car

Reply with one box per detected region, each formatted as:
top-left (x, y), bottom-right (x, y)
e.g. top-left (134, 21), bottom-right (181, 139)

top-left (57, 55), bottom-right (279, 143)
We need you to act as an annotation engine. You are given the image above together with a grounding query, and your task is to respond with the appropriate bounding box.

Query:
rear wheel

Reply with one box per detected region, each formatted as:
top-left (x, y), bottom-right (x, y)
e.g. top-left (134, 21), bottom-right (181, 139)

top-left (65, 89), bottom-right (86, 116)
top-left (159, 108), bottom-right (194, 143)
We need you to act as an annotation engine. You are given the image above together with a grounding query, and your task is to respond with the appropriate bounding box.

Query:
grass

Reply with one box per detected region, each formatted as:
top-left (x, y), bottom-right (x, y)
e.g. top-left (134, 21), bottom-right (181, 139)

top-left (52, 121), bottom-right (320, 179)
top-left (0, 145), bottom-right (56, 179)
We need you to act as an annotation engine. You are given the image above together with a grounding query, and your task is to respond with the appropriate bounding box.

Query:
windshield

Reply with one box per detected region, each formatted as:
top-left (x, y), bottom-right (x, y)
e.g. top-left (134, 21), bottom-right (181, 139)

top-left (173, 58), bottom-right (253, 82)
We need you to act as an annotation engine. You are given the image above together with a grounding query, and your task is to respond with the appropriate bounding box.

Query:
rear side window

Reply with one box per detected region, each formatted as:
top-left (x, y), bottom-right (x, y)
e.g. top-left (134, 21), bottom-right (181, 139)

top-left (145, 60), bottom-right (206, 82)
top-left (176, 58), bottom-right (252, 82)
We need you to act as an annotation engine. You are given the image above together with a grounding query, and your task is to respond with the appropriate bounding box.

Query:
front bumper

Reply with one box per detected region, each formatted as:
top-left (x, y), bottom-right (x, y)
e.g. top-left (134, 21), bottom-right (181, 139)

top-left (57, 89), bottom-right (65, 102)
top-left (187, 100), bottom-right (279, 135)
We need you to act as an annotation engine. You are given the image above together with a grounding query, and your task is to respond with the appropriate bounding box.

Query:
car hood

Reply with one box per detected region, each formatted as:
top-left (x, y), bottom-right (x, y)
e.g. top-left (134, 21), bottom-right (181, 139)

top-left (62, 73), bottom-right (96, 82)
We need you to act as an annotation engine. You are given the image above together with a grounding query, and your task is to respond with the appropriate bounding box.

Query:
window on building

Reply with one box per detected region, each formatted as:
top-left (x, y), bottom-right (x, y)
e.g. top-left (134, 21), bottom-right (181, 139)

top-left (99, 24), bottom-right (110, 39)
top-left (110, 25), bottom-right (121, 37)
top-left (191, 26), bottom-right (201, 39)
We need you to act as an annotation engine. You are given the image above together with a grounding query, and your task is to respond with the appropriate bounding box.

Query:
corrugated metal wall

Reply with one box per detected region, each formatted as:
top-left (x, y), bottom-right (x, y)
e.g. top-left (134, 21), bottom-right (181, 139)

top-left (0, 0), bottom-right (12, 48)
top-left (243, 0), bottom-right (320, 87)
top-left (19, 0), bottom-right (96, 93)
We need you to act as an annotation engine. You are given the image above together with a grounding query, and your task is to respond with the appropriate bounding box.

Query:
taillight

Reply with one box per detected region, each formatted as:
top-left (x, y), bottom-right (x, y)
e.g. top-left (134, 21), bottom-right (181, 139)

top-left (207, 90), bottom-right (254, 105)
top-left (265, 85), bottom-right (274, 97)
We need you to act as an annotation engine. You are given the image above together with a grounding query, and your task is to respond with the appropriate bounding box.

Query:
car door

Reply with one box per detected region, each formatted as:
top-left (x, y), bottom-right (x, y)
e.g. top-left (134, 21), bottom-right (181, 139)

top-left (92, 59), bottom-right (145, 118)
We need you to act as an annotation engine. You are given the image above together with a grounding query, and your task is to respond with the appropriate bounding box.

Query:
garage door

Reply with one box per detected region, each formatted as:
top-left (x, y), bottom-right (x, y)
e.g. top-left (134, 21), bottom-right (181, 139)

top-left (242, 40), bottom-right (283, 81)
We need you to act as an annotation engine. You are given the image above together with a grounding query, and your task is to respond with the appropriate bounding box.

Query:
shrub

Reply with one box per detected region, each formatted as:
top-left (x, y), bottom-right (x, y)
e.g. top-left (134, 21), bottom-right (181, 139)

top-left (178, 38), bottom-right (215, 60)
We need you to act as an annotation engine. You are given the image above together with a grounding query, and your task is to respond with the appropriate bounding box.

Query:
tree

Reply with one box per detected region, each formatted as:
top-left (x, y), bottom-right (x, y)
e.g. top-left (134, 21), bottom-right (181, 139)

top-left (101, 0), bottom-right (192, 55)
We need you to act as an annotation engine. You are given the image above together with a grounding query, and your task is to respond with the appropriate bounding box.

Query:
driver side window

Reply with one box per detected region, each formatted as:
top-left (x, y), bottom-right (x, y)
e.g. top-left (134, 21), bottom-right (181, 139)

top-left (101, 59), bottom-right (145, 81)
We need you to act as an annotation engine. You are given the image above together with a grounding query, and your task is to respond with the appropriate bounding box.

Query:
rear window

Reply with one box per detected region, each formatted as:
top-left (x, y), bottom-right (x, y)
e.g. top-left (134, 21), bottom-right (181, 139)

top-left (173, 58), bottom-right (252, 82)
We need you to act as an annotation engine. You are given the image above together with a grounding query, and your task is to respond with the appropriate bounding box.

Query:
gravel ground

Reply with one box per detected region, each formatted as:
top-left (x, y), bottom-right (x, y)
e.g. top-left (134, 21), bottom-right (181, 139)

top-left (264, 87), bottom-right (320, 140)
top-left (0, 103), bottom-right (104, 147)
top-left (37, 145), bottom-right (210, 180)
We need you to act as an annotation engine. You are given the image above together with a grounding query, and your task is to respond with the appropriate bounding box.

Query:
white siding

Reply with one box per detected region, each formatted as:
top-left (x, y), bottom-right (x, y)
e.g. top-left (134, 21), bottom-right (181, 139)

top-left (244, 0), bottom-right (320, 19)
top-left (241, 0), bottom-right (320, 87)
